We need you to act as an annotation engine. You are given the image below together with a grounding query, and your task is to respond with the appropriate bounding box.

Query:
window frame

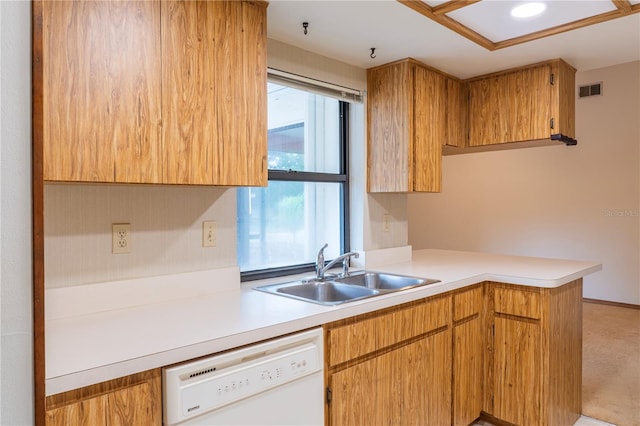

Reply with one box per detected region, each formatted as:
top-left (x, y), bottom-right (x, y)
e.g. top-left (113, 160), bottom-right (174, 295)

top-left (239, 100), bottom-right (350, 282)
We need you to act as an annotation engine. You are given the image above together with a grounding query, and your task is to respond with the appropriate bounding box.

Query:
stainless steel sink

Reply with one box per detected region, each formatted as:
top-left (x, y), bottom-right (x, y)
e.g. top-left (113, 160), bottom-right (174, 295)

top-left (335, 271), bottom-right (440, 291)
top-left (255, 279), bottom-right (379, 306)
top-left (254, 271), bottom-right (440, 305)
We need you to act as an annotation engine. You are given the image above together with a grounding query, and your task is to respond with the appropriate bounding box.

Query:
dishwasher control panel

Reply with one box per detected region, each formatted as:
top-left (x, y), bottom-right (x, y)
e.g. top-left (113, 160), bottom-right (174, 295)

top-left (163, 328), bottom-right (323, 425)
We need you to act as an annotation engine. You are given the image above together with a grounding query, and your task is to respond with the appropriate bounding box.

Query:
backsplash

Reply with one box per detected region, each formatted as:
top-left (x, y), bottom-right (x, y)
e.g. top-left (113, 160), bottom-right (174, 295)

top-left (44, 183), bottom-right (237, 288)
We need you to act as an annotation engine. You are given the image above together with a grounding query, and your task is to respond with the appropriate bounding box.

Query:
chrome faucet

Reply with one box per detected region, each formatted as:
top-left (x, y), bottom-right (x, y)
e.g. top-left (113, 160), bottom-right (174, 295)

top-left (316, 244), bottom-right (359, 280)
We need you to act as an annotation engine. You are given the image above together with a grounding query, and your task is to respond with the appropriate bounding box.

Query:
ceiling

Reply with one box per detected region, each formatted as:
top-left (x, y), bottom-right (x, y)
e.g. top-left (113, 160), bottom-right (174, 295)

top-left (267, 0), bottom-right (640, 79)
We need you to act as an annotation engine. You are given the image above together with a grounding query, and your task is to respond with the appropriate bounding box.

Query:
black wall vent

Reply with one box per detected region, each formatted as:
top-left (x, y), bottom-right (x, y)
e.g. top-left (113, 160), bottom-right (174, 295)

top-left (579, 82), bottom-right (602, 98)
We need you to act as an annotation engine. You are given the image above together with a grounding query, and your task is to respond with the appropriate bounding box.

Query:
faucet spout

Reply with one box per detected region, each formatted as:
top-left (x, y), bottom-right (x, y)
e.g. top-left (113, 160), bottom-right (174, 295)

top-left (316, 245), bottom-right (359, 280)
top-left (316, 243), bottom-right (328, 279)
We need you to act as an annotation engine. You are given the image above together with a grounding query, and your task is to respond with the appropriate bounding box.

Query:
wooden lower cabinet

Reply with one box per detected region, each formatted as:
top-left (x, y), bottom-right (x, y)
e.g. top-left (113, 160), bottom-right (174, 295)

top-left (493, 317), bottom-right (541, 425)
top-left (45, 369), bottom-right (161, 426)
top-left (324, 295), bottom-right (452, 426)
top-left (485, 280), bottom-right (583, 426)
top-left (42, 279), bottom-right (583, 426)
top-left (329, 330), bottom-right (451, 426)
top-left (452, 285), bottom-right (484, 426)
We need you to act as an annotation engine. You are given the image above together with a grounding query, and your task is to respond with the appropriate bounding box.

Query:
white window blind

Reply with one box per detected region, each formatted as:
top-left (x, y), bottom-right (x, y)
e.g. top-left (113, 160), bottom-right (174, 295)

top-left (267, 68), bottom-right (363, 103)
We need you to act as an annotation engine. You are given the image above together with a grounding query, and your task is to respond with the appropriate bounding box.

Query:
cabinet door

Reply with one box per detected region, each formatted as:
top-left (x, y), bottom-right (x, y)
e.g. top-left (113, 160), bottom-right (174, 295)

top-left (453, 286), bottom-right (483, 426)
top-left (45, 370), bottom-right (161, 426)
top-left (46, 380), bottom-right (160, 426)
top-left (46, 395), bottom-right (106, 426)
top-left (43, 0), bottom-right (162, 183)
top-left (367, 61), bottom-right (413, 192)
top-left (453, 316), bottom-right (483, 426)
top-left (413, 66), bottom-right (444, 192)
top-left (329, 330), bottom-right (451, 426)
top-left (468, 65), bottom-right (551, 146)
top-left (445, 78), bottom-right (468, 148)
top-left (493, 317), bottom-right (541, 426)
top-left (213, 1), bottom-right (267, 186)
top-left (162, 1), bottom-right (267, 186)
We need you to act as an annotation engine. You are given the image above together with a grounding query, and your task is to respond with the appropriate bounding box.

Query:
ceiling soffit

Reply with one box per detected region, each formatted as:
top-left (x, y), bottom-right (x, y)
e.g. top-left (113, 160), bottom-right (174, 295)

top-left (398, 0), bottom-right (640, 51)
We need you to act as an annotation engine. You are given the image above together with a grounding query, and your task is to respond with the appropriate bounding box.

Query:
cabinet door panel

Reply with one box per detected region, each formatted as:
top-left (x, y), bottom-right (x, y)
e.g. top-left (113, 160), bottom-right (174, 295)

top-left (493, 317), bottom-right (541, 426)
top-left (212, 1), bottom-right (267, 186)
top-left (512, 66), bottom-right (551, 143)
top-left (453, 317), bottom-right (483, 426)
top-left (46, 395), bottom-right (107, 426)
top-left (413, 66), bottom-right (444, 192)
top-left (162, 1), bottom-right (267, 185)
top-left (45, 369), bottom-right (161, 426)
top-left (469, 65), bottom-right (551, 146)
top-left (330, 347), bottom-right (400, 426)
top-left (43, 0), bottom-right (162, 183)
top-left (468, 77), bottom-right (501, 147)
top-left (162, 1), bottom-right (217, 185)
top-left (105, 382), bottom-right (157, 425)
top-left (330, 331), bottom-right (451, 426)
top-left (367, 62), bottom-right (413, 192)
top-left (445, 78), bottom-right (468, 148)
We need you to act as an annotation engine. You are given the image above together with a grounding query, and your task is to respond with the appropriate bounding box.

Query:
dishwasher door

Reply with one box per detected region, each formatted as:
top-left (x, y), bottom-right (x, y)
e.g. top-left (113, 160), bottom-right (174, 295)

top-left (163, 328), bottom-right (324, 425)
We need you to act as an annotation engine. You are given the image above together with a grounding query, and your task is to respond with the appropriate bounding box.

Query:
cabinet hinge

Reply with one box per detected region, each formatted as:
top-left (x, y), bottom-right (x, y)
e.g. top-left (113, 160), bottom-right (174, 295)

top-left (550, 117), bottom-right (555, 129)
top-left (550, 73), bottom-right (555, 85)
top-left (326, 387), bottom-right (332, 404)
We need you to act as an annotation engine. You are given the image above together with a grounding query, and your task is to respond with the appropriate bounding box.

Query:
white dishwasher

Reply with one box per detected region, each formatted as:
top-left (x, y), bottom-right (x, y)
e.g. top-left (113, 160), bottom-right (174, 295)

top-left (163, 328), bottom-right (324, 425)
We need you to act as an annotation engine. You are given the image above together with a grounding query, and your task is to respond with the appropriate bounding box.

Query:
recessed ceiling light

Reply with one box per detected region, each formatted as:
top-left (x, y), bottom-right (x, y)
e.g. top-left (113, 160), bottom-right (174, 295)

top-left (511, 2), bottom-right (546, 19)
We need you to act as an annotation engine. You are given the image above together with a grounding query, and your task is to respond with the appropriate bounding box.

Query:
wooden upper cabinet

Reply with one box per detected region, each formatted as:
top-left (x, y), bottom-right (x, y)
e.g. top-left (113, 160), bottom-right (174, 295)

top-left (468, 59), bottom-right (576, 147)
top-left (41, 0), bottom-right (267, 186)
top-left (43, 0), bottom-right (162, 183)
top-left (162, 1), bottom-right (267, 185)
top-left (367, 59), bottom-right (443, 193)
top-left (445, 77), bottom-right (468, 148)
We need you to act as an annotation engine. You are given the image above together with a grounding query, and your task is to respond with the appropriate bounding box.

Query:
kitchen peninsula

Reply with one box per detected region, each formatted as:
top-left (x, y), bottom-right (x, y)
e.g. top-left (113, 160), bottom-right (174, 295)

top-left (45, 249), bottom-right (600, 425)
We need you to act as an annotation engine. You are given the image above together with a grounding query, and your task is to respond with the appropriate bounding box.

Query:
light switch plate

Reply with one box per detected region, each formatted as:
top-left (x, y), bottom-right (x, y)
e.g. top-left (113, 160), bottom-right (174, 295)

top-left (383, 214), bottom-right (391, 232)
top-left (203, 221), bottom-right (217, 247)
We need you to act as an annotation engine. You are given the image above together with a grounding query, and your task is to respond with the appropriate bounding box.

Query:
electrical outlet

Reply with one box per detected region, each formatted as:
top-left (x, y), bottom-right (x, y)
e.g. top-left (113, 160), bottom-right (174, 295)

top-left (383, 214), bottom-right (391, 232)
top-left (112, 223), bottom-right (131, 254)
top-left (202, 221), bottom-right (217, 247)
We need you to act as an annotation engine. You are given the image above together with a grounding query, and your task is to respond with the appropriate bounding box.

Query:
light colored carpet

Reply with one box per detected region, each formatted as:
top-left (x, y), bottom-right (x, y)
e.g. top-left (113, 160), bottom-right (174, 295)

top-left (582, 302), bottom-right (640, 426)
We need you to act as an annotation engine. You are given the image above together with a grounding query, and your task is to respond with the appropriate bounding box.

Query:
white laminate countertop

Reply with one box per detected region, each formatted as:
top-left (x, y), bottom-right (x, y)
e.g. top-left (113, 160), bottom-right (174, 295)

top-left (45, 249), bottom-right (601, 396)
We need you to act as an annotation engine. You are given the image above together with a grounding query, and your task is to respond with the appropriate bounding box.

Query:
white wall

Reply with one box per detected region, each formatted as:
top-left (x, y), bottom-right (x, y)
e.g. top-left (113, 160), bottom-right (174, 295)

top-left (408, 61), bottom-right (640, 305)
top-left (44, 184), bottom-right (237, 287)
top-left (1, 1), bottom-right (34, 424)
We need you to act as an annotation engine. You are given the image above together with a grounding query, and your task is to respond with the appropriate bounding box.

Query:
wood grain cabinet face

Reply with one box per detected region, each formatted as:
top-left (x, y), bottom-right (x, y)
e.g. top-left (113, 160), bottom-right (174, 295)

top-left (452, 285), bottom-right (483, 426)
top-left (484, 281), bottom-right (583, 426)
top-left (468, 60), bottom-right (576, 147)
top-left (43, 0), bottom-right (162, 183)
top-left (162, 0), bottom-right (267, 186)
top-left (41, 0), bottom-right (267, 186)
top-left (493, 316), bottom-right (541, 425)
top-left (367, 59), bottom-right (443, 193)
top-left (325, 296), bottom-right (452, 426)
top-left (444, 78), bottom-right (469, 148)
top-left (45, 369), bottom-right (161, 426)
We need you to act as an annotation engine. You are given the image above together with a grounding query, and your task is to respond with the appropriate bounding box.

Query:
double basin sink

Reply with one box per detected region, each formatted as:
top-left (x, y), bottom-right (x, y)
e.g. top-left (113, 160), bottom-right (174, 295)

top-left (255, 271), bottom-right (440, 306)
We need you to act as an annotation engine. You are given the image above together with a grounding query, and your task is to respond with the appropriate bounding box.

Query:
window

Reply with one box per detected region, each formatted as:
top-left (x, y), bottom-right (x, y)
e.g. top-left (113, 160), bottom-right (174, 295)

top-left (237, 81), bottom-right (350, 279)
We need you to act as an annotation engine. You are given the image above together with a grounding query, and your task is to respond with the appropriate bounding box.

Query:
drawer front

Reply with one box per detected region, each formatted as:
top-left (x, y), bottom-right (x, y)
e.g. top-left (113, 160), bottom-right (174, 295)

top-left (453, 286), bottom-right (482, 321)
top-left (494, 286), bottom-right (540, 319)
top-left (327, 295), bottom-right (450, 366)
